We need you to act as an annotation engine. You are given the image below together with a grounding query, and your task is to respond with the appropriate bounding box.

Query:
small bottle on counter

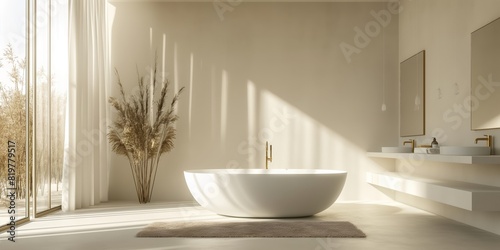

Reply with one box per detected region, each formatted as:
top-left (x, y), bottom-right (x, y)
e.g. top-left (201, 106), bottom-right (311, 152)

top-left (431, 138), bottom-right (439, 148)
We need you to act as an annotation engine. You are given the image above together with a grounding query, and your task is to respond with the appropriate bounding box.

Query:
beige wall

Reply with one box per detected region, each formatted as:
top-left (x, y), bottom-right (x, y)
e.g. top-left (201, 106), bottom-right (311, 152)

top-left (398, 0), bottom-right (500, 235)
top-left (105, 0), bottom-right (500, 236)
top-left (107, 2), bottom-right (399, 202)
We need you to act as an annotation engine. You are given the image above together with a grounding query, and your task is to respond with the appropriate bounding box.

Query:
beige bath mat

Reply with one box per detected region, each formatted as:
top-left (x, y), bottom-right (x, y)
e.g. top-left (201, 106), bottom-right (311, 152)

top-left (136, 220), bottom-right (366, 238)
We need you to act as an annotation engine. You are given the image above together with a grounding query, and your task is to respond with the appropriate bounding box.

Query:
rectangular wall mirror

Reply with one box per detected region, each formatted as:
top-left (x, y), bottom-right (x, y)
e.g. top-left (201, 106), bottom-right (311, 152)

top-left (400, 50), bottom-right (425, 137)
top-left (471, 17), bottom-right (500, 130)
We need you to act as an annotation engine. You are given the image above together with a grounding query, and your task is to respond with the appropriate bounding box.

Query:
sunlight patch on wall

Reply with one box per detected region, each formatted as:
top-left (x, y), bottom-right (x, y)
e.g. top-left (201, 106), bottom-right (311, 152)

top-left (173, 42), bottom-right (179, 96)
top-left (220, 70), bottom-right (229, 147)
top-left (256, 89), bottom-right (373, 199)
top-left (188, 53), bottom-right (194, 139)
top-left (210, 65), bottom-right (217, 141)
top-left (148, 27), bottom-right (154, 124)
top-left (258, 89), bottom-right (365, 172)
top-left (246, 80), bottom-right (257, 167)
top-left (162, 34), bottom-right (166, 85)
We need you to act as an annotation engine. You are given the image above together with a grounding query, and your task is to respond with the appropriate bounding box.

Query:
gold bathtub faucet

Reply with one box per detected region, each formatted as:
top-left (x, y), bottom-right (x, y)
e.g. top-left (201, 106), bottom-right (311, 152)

top-left (475, 134), bottom-right (493, 155)
top-left (266, 141), bottom-right (273, 169)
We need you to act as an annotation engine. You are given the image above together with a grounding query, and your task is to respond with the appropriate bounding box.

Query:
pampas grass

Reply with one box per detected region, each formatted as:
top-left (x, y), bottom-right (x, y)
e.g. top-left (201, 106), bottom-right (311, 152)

top-left (108, 59), bottom-right (184, 204)
top-left (0, 43), bottom-right (31, 205)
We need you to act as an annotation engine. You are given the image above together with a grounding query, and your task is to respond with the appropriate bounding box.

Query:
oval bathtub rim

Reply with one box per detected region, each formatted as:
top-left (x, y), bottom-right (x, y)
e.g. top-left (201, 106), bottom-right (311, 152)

top-left (184, 169), bottom-right (347, 175)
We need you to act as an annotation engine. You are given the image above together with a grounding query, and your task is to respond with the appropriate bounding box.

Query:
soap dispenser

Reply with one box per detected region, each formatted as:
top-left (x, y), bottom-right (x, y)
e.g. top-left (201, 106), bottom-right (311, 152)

top-left (431, 138), bottom-right (439, 148)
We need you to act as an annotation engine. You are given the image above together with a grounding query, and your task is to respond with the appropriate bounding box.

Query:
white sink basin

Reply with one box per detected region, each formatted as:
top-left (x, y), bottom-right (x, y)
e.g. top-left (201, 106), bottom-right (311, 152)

top-left (414, 148), bottom-right (440, 154)
top-left (381, 147), bottom-right (413, 153)
top-left (440, 146), bottom-right (490, 156)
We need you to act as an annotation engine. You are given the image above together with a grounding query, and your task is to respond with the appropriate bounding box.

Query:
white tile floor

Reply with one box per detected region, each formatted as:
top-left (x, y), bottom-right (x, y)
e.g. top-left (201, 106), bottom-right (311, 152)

top-left (1, 201), bottom-right (500, 250)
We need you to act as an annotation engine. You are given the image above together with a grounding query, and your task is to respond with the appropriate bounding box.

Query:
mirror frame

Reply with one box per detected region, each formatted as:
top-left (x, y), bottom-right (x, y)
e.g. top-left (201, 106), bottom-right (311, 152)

top-left (471, 16), bottom-right (500, 131)
top-left (400, 50), bottom-right (426, 137)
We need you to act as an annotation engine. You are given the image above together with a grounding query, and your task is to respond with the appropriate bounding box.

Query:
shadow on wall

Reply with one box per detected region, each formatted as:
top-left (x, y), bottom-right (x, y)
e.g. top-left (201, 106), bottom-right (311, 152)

top-left (108, 1), bottom-right (399, 201)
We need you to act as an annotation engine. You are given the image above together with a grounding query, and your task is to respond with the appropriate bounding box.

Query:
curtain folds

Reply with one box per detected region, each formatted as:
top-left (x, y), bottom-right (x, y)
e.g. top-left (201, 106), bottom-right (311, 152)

top-left (62, 0), bottom-right (110, 211)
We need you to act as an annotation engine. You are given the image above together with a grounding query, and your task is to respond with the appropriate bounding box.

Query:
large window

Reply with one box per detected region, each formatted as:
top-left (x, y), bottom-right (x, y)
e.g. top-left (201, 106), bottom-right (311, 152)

top-left (0, 0), bottom-right (30, 229)
top-left (1, 0), bottom-right (68, 231)
top-left (34, 0), bottom-right (68, 216)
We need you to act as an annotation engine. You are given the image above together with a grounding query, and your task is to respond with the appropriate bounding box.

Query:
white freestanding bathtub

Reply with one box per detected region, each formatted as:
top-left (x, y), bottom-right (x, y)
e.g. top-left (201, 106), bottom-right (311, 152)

top-left (184, 169), bottom-right (347, 218)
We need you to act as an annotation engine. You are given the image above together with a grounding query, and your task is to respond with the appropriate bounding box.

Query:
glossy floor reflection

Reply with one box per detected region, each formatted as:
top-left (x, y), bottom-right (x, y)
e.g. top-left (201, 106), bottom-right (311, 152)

top-left (1, 201), bottom-right (500, 250)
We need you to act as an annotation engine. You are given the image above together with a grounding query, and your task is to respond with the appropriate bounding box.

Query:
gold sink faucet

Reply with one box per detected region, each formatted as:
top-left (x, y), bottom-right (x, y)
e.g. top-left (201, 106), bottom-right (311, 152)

top-left (403, 139), bottom-right (415, 153)
top-left (475, 134), bottom-right (493, 155)
top-left (266, 141), bottom-right (273, 169)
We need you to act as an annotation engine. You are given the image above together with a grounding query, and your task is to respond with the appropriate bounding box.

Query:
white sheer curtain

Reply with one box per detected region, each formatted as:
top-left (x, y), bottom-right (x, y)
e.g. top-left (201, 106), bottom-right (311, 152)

top-left (62, 0), bottom-right (110, 211)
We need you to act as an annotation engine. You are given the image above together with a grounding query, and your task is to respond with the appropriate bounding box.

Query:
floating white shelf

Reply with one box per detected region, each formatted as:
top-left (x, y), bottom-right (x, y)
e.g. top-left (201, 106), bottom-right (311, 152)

top-left (367, 152), bottom-right (500, 165)
top-left (366, 172), bottom-right (500, 211)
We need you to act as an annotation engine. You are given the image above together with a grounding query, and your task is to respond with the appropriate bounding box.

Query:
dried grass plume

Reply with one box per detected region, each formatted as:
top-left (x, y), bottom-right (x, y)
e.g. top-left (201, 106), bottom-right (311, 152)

top-left (108, 58), bottom-right (184, 203)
